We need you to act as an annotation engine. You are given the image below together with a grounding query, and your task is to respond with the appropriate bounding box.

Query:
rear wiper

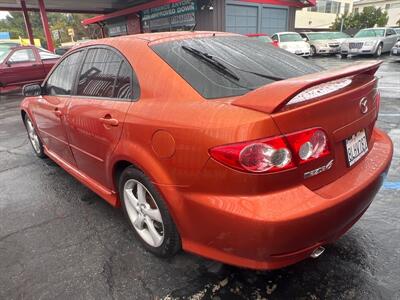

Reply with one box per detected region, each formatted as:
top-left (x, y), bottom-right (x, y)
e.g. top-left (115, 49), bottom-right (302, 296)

top-left (182, 45), bottom-right (240, 81)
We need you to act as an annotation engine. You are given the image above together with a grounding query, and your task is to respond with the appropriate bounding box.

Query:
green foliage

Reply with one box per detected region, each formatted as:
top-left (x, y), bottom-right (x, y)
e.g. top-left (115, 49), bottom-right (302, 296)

top-left (0, 12), bottom-right (99, 48)
top-left (331, 7), bottom-right (389, 31)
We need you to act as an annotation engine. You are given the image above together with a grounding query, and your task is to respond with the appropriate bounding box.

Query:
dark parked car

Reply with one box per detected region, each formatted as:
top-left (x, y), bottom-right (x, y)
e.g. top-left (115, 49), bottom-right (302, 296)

top-left (0, 45), bottom-right (60, 89)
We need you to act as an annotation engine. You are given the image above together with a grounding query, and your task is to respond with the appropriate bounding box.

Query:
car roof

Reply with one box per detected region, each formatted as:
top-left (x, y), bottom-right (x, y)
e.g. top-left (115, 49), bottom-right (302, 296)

top-left (86, 31), bottom-right (238, 45)
top-left (275, 32), bottom-right (300, 35)
top-left (246, 33), bottom-right (268, 37)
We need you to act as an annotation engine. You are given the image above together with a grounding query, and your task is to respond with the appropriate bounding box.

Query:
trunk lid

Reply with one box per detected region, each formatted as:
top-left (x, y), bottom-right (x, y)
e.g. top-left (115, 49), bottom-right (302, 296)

top-left (232, 61), bottom-right (381, 190)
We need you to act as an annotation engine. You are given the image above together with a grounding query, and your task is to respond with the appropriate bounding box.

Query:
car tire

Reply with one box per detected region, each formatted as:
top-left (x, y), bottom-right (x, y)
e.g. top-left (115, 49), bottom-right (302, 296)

top-left (119, 166), bottom-right (181, 257)
top-left (24, 114), bottom-right (46, 158)
top-left (340, 54), bottom-right (348, 59)
top-left (310, 46), bottom-right (316, 57)
top-left (374, 44), bottom-right (383, 57)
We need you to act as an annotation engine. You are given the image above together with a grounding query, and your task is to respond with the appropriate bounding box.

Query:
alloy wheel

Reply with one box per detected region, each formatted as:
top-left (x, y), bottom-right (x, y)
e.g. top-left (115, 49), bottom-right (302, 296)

top-left (123, 179), bottom-right (164, 247)
top-left (26, 118), bottom-right (41, 154)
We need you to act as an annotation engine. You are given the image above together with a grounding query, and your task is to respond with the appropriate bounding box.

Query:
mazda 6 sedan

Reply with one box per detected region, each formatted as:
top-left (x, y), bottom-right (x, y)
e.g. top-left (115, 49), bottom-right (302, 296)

top-left (21, 31), bottom-right (393, 270)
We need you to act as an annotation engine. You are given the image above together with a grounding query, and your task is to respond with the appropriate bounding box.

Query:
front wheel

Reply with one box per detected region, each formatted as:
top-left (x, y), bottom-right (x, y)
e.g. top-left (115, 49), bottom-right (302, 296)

top-left (310, 46), bottom-right (316, 57)
top-left (374, 44), bottom-right (383, 57)
top-left (24, 114), bottom-right (46, 158)
top-left (119, 166), bottom-right (181, 257)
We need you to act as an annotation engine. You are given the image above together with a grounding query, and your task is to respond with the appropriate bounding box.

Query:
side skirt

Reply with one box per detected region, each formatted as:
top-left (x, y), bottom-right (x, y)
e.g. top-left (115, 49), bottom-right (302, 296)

top-left (44, 147), bottom-right (118, 207)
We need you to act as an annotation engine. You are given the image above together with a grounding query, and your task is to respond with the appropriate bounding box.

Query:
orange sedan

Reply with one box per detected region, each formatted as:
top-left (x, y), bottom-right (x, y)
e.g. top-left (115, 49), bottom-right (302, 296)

top-left (20, 32), bottom-right (393, 270)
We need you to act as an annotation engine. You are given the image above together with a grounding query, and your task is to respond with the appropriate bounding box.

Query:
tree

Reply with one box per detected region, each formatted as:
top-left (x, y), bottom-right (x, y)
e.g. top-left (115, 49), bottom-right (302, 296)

top-left (0, 12), bottom-right (100, 48)
top-left (331, 7), bottom-right (388, 31)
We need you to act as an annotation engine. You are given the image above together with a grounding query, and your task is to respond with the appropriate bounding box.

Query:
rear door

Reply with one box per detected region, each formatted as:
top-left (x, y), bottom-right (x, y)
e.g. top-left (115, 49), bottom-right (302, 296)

top-left (65, 47), bottom-right (137, 189)
top-left (384, 28), bottom-right (398, 51)
top-left (31, 50), bottom-right (84, 167)
top-left (2, 47), bottom-right (44, 85)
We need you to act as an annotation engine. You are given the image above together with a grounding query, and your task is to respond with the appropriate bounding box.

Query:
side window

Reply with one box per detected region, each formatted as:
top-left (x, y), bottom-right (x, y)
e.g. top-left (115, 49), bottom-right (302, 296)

top-left (386, 29), bottom-right (396, 36)
top-left (39, 50), bottom-right (60, 60)
top-left (77, 48), bottom-right (122, 98)
top-left (46, 51), bottom-right (83, 95)
top-left (113, 61), bottom-right (133, 99)
top-left (8, 49), bottom-right (36, 63)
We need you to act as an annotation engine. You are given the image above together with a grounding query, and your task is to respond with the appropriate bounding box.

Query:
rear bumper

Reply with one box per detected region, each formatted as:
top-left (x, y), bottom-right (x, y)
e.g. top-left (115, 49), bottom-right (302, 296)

top-left (164, 128), bottom-right (392, 270)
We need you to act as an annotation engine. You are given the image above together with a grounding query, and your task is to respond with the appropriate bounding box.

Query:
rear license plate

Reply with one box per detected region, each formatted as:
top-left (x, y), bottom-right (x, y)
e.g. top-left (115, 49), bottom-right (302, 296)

top-left (345, 129), bottom-right (368, 167)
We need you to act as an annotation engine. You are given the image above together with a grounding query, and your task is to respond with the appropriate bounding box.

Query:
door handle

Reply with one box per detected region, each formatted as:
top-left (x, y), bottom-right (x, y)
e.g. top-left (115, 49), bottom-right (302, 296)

top-left (100, 116), bottom-right (119, 126)
top-left (54, 108), bottom-right (62, 117)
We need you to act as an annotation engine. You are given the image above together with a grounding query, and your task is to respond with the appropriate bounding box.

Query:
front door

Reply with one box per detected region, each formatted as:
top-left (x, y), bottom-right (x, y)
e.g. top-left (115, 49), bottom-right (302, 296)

top-left (65, 47), bottom-right (134, 188)
top-left (2, 48), bottom-right (44, 85)
top-left (31, 50), bottom-right (84, 166)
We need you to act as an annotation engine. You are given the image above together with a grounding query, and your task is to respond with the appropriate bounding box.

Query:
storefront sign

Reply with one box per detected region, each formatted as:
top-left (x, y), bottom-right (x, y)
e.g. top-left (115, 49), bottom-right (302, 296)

top-left (107, 22), bottom-right (128, 37)
top-left (142, 0), bottom-right (196, 21)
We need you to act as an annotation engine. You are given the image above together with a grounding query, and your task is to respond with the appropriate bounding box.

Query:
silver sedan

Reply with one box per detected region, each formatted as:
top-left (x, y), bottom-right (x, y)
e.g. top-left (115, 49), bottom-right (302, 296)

top-left (340, 27), bottom-right (399, 58)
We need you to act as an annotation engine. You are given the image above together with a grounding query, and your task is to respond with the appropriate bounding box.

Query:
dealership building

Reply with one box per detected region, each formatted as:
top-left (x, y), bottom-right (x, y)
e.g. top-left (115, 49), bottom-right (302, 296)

top-left (82, 0), bottom-right (316, 37)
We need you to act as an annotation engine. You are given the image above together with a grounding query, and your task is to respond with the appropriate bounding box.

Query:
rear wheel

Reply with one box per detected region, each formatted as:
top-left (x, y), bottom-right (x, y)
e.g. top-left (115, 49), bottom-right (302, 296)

top-left (119, 166), bottom-right (181, 257)
top-left (374, 44), bottom-right (383, 57)
top-left (24, 115), bottom-right (45, 158)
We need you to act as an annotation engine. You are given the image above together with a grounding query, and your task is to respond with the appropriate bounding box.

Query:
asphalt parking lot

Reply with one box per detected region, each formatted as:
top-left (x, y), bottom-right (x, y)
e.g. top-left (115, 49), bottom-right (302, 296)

top-left (0, 54), bottom-right (399, 300)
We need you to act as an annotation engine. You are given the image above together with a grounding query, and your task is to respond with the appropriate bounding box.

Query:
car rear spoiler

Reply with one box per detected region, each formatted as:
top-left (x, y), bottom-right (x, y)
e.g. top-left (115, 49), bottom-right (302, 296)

top-left (232, 61), bottom-right (382, 114)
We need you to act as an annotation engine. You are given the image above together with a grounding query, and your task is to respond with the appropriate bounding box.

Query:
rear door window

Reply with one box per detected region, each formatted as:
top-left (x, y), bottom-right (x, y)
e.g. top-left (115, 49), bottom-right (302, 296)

top-left (151, 36), bottom-right (322, 99)
top-left (76, 48), bottom-right (138, 99)
top-left (46, 51), bottom-right (83, 95)
top-left (8, 49), bottom-right (36, 63)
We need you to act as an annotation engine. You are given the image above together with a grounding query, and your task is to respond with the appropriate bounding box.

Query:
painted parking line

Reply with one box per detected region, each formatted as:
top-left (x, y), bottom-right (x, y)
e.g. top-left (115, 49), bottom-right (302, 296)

top-left (383, 182), bottom-right (400, 190)
top-left (379, 113), bottom-right (400, 117)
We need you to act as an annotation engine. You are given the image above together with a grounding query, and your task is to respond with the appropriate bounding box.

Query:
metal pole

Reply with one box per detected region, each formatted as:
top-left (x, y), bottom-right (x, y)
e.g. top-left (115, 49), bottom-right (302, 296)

top-left (38, 0), bottom-right (54, 52)
top-left (20, 0), bottom-right (34, 45)
top-left (340, 17), bottom-right (344, 32)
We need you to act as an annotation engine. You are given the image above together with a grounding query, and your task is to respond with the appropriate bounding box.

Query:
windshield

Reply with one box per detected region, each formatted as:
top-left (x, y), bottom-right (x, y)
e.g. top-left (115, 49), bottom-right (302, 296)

top-left (280, 33), bottom-right (303, 42)
top-left (0, 48), bottom-right (11, 64)
top-left (306, 32), bottom-right (330, 41)
top-left (355, 29), bottom-right (385, 38)
top-left (151, 36), bottom-right (322, 99)
top-left (329, 32), bottom-right (350, 39)
top-left (251, 35), bottom-right (273, 43)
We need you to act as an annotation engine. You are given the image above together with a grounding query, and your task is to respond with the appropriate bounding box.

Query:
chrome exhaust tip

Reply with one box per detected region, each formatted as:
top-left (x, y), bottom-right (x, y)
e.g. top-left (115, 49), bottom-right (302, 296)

top-left (310, 246), bottom-right (325, 258)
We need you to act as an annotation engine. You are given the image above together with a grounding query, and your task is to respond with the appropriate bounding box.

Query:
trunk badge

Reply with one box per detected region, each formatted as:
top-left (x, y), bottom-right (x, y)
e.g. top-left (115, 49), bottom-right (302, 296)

top-left (304, 159), bottom-right (334, 179)
top-left (359, 97), bottom-right (368, 114)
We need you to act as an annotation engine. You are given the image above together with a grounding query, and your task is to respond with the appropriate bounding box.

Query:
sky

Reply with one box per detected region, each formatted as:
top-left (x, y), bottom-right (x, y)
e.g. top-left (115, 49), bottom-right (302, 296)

top-left (0, 11), bottom-right (10, 19)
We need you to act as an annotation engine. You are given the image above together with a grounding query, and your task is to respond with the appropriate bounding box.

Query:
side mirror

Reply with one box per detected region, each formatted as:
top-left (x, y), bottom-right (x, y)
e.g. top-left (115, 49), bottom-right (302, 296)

top-left (23, 83), bottom-right (42, 97)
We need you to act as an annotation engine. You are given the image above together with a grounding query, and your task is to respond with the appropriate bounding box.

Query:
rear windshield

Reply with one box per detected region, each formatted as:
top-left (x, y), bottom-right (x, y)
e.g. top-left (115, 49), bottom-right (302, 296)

top-left (151, 36), bottom-right (322, 99)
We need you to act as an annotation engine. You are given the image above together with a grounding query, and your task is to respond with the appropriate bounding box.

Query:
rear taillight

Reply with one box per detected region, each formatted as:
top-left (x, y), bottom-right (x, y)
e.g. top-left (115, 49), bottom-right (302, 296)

top-left (285, 128), bottom-right (330, 164)
top-left (209, 136), bottom-right (294, 173)
top-left (209, 128), bottom-right (330, 173)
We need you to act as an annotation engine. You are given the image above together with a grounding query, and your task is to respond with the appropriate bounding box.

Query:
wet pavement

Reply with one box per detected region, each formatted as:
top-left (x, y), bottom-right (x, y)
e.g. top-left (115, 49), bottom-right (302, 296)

top-left (0, 54), bottom-right (399, 300)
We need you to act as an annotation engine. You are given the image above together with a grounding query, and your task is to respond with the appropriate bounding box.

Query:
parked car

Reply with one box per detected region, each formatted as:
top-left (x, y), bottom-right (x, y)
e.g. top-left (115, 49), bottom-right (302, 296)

top-left (20, 32), bottom-right (393, 270)
top-left (246, 33), bottom-right (278, 47)
top-left (0, 45), bottom-right (60, 89)
top-left (54, 46), bottom-right (72, 56)
top-left (391, 40), bottom-right (400, 58)
top-left (300, 32), bottom-right (340, 56)
top-left (328, 31), bottom-right (351, 43)
top-left (271, 32), bottom-right (311, 57)
top-left (340, 27), bottom-right (400, 58)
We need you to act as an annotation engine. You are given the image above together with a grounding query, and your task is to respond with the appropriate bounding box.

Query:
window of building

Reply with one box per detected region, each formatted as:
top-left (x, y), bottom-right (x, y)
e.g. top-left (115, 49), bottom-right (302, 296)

top-left (354, 7), bottom-right (359, 13)
top-left (45, 51), bottom-right (83, 95)
top-left (8, 49), bottom-right (36, 63)
top-left (344, 3), bottom-right (350, 14)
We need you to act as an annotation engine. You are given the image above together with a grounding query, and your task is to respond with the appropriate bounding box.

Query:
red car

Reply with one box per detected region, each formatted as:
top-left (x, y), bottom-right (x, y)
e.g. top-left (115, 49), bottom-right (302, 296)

top-left (0, 45), bottom-right (60, 91)
top-left (246, 33), bottom-right (279, 47)
top-left (20, 32), bottom-right (393, 270)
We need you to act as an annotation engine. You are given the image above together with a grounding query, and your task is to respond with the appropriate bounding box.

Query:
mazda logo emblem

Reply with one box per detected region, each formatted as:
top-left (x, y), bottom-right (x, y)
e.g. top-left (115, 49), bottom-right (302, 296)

top-left (359, 97), bottom-right (368, 114)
